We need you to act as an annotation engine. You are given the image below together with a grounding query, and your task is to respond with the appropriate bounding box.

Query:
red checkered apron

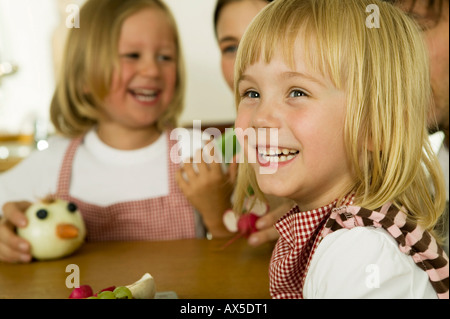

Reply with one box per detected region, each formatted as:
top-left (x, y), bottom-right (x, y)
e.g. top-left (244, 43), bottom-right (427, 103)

top-left (53, 131), bottom-right (197, 242)
top-left (269, 195), bottom-right (354, 299)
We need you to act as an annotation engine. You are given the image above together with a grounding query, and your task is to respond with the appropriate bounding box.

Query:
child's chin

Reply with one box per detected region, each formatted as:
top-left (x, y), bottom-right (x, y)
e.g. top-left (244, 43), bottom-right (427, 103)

top-left (256, 178), bottom-right (288, 198)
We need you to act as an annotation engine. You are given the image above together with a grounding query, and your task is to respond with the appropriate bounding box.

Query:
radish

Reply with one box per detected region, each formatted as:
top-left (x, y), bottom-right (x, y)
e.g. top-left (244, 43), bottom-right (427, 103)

top-left (69, 285), bottom-right (94, 299)
top-left (223, 209), bottom-right (239, 233)
top-left (237, 213), bottom-right (259, 237)
top-left (223, 197), bottom-right (269, 233)
top-left (221, 212), bottom-right (260, 249)
top-left (221, 196), bottom-right (269, 249)
top-left (243, 197), bottom-right (270, 217)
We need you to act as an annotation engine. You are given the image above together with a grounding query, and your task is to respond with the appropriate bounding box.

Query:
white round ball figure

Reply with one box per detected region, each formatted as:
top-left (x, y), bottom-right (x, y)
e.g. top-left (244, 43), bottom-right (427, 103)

top-left (17, 198), bottom-right (86, 260)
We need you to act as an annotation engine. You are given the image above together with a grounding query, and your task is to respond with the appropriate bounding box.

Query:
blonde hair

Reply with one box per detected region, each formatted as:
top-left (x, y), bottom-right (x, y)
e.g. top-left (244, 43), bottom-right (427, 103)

top-left (233, 0), bottom-right (446, 237)
top-left (50, 0), bottom-right (186, 137)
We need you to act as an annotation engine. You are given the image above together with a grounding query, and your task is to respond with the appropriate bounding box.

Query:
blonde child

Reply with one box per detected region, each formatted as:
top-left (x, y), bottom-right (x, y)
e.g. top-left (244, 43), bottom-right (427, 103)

top-left (0, 0), bottom-right (227, 263)
top-left (234, 0), bottom-right (449, 298)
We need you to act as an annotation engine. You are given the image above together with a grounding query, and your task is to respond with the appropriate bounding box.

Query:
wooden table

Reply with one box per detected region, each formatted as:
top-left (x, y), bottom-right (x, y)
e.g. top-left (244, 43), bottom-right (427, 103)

top-left (0, 238), bottom-right (274, 299)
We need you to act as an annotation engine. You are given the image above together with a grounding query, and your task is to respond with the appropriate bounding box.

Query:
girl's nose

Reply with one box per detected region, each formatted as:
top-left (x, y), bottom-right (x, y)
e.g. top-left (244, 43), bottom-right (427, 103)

top-left (140, 58), bottom-right (161, 78)
top-left (251, 99), bottom-right (281, 129)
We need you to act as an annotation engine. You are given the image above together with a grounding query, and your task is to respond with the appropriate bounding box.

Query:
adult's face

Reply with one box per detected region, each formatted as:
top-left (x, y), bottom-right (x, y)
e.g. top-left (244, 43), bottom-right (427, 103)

top-left (397, 0), bottom-right (449, 140)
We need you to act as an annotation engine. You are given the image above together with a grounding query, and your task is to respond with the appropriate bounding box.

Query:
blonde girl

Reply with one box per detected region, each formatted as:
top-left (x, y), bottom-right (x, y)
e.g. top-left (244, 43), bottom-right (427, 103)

top-left (234, 0), bottom-right (449, 298)
top-left (0, 0), bottom-right (221, 263)
top-left (177, 0), bottom-right (295, 246)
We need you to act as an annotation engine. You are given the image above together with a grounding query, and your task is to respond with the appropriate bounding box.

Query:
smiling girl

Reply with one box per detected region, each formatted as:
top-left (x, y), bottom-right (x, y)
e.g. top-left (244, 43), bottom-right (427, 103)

top-left (0, 0), bottom-right (222, 263)
top-left (234, 0), bottom-right (449, 298)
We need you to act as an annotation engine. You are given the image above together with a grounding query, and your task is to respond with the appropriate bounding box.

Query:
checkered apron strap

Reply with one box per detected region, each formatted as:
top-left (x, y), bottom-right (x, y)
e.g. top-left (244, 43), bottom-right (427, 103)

top-left (56, 136), bottom-right (84, 196)
top-left (322, 203), bottom-right (450, 299)
top-left (54, 131), bottom-right (196, 241)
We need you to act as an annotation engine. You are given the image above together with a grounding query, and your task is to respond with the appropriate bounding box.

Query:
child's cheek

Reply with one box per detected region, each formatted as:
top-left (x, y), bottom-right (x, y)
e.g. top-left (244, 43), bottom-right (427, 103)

top-left (235, 110), bottom-right (250, 141)
top-left (164, 65), bottom-right (178, 102)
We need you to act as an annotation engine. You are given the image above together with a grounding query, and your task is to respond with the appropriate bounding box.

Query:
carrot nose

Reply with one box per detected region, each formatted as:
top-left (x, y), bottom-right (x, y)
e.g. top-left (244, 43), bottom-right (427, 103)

top-left (56, 224), bottom-right (79, 239)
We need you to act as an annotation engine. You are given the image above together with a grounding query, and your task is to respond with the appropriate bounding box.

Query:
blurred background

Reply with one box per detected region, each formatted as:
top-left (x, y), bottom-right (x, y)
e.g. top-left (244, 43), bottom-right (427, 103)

top-left (0, 0), bottom-right (235, 170)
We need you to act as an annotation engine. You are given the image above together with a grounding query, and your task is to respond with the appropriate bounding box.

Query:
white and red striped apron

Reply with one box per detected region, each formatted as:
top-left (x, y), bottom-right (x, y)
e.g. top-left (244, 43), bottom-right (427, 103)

top-left (53, 132), bottom-right (197, 242)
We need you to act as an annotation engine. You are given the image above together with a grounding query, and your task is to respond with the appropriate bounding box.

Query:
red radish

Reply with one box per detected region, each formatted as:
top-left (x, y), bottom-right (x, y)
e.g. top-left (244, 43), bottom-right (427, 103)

top-left (237, 213), bottom-right (259, 237)
top-left (244, 198), bottom-right (270, 217)
top-left (221, 213), bottom-right (260, 250)
top-left (223, 197), bottom-right (269, 234)
top-left (69, 285), bottom-right (94, 299)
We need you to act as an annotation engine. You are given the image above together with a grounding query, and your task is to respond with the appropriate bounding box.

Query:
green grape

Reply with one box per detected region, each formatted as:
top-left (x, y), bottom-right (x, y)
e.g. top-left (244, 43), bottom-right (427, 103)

top-left (98, 291), bottom-right (115, 299)
top-left (86, 296), bottom-right (99, 299)
top-left (113, 286), bottom-right (133, 299)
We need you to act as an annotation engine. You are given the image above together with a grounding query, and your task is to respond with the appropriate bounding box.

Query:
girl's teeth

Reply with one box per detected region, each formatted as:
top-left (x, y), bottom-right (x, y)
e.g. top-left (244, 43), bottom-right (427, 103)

top-left (258, 147), bottom-right (299, 163)
top-left (130, 89), bottom-right (158, 102)
top-left (259, 148), bottom-right (298, 156)
top-left (135, 94), bottom-right (155, 102)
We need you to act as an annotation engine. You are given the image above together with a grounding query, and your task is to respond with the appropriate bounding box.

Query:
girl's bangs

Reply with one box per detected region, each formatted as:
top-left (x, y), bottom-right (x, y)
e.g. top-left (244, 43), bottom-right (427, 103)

top-left (235, 1), bottom-right (344, 97)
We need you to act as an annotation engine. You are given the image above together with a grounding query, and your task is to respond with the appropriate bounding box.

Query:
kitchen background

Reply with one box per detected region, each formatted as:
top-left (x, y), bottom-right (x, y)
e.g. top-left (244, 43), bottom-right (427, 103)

top-left (0, 0), bottom-right (234, 170)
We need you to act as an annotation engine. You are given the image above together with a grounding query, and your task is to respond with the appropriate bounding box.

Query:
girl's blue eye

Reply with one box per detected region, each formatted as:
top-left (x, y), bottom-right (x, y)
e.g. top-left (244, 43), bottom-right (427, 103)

top-left (289, 89), bottom-right (307, 98)
top-left (244, 91), bottom-right (260, 99)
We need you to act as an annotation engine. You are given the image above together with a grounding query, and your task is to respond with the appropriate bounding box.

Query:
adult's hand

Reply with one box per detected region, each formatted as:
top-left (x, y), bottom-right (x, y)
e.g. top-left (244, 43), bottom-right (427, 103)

top-left (247, 198), bottom-right (293, 247)
top-left (176, 148), bottom-right (237, 238)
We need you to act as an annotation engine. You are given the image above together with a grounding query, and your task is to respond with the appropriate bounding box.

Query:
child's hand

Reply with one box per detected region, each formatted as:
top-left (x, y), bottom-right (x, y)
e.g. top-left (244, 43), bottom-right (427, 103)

top-left (247, 199), bottom-right (294, 247)
top-left (0, 201), bottom-right (32, 263)
top-left (176, 149), bottom-right (237, 238)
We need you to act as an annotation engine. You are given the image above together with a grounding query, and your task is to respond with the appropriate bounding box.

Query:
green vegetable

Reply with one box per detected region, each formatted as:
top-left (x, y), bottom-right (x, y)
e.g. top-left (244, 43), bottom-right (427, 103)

top-left (97, 291), bottom-right (115, 299)
top-left (113, 286), bottom-right (133, 299)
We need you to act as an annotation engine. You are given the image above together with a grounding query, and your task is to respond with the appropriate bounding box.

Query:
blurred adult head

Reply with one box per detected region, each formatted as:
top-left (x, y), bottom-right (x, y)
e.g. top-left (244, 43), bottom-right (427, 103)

top-left (214, 0), bottom-right (273, 90)
top-left (389, 0), bottom-right (449, 145)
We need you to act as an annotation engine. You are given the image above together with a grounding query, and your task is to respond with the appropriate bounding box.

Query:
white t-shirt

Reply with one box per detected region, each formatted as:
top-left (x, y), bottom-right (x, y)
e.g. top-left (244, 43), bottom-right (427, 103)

top-left (303, 227), bottom-right (438, 299)
top-left (429, 131), bottom-right (449, 256)
top-left (0, 128), bottom-right (202, 212)
top-left (430, 131), bottom-right (449, 201)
